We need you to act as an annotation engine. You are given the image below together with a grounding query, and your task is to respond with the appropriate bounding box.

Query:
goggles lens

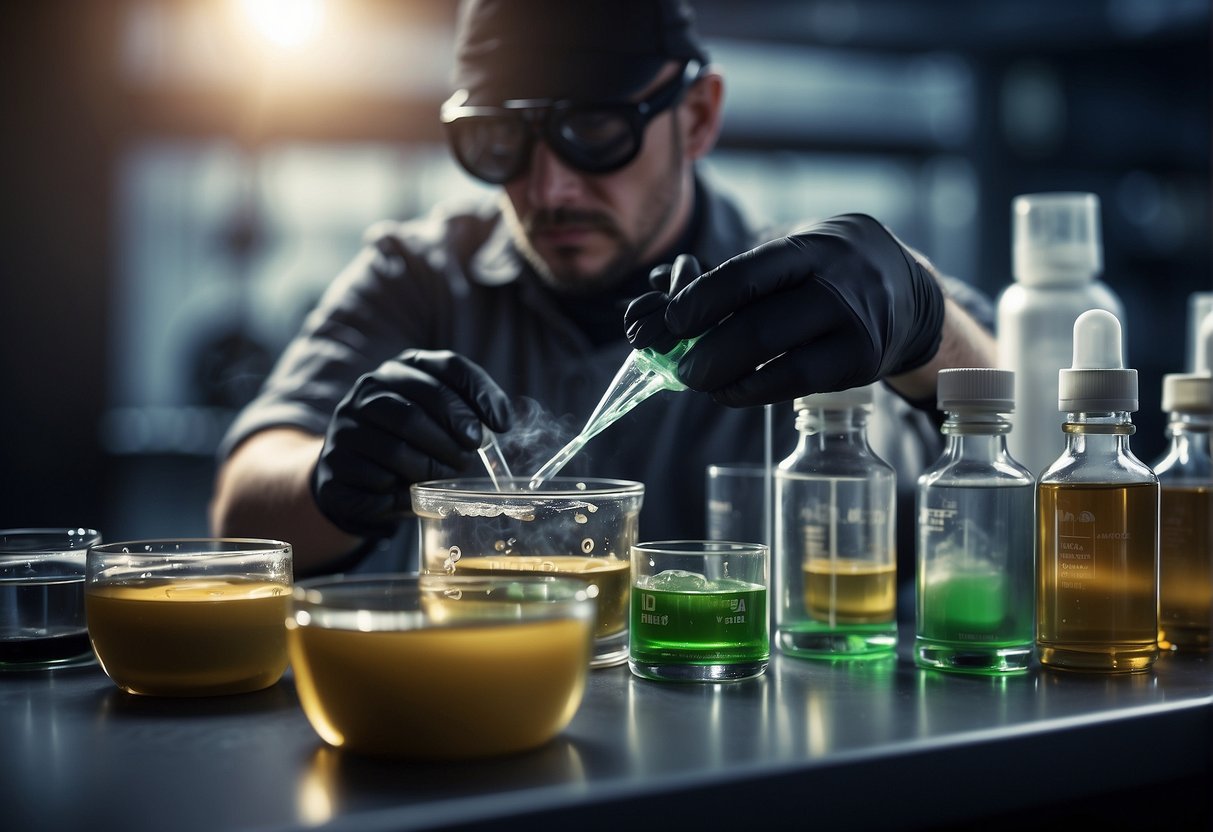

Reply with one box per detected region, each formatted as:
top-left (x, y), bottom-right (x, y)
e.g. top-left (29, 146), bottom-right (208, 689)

top-left (442, 61), bottom-right (700, 184)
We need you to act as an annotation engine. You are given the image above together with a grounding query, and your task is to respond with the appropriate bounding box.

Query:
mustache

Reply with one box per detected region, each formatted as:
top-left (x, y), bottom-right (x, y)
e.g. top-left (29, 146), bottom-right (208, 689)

top-left (524, 208), bottom-right (619, 236)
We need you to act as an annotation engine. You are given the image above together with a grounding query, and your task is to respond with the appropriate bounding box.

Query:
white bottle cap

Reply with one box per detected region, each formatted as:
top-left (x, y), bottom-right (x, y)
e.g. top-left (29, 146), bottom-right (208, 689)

top-left (1012, 192), bottom-right (1103, 286)
top-left (1058, 309), bottom-right (1137, 412)
top-left (1161, 374), bottom-right (1211, 413)
top-left (795, 384), bottom-right (874, 411)
top-left (937, 368), bottom-right (1015, 412)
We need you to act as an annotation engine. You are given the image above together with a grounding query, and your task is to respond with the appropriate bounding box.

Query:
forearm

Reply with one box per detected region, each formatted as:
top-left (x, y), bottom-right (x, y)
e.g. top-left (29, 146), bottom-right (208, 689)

top-left (209, 428), bottom-right (364, 576)
top-left (885, 293), bottom-right (997, 402)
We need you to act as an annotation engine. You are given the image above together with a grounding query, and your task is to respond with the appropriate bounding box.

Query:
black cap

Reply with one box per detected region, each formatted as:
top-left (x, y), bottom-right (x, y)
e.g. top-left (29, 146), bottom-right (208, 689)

top-left (452, 0), bottom-right (708, 104)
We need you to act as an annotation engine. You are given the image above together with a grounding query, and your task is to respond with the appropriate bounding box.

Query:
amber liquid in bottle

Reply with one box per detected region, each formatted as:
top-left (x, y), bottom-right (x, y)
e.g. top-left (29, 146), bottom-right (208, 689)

top-left (1037, 481), bottom-right (1159, 672)
top-left (1159, 484), bottom-right (1212, 651)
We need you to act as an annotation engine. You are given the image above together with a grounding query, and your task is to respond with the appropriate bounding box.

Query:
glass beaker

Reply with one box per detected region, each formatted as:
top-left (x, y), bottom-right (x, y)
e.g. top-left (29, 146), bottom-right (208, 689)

top-left (411, 477), bottom-right (644, 668)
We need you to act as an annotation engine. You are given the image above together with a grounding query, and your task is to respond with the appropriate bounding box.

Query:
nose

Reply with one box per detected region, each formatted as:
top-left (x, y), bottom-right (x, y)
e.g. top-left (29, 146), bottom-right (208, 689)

top-left (525, 140), bottom-right (583, 207)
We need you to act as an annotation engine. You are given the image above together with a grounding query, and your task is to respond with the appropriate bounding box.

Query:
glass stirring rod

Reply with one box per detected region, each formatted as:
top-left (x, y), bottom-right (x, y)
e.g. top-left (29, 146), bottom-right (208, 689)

top-left (528, 338), bottom-right (698, 489)
top-left (478, 427), bottom-right (514, 491)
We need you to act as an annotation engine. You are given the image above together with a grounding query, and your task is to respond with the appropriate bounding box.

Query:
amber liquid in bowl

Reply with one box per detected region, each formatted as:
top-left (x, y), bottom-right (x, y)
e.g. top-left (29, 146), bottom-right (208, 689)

top-left (86, 579), bottom-right (290, 696)
top-left (288, 615), bottom-right (592, 759)
top-left (447, 556), bottom-right (629, 639)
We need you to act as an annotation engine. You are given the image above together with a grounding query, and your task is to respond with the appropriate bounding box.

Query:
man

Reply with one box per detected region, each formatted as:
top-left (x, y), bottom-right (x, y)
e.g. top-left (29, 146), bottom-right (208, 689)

top-left (209, 0), bottom-right (996, 585)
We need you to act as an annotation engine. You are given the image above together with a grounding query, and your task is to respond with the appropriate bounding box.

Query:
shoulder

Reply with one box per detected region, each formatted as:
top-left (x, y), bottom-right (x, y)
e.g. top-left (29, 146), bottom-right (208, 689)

top-left (361, 193), bottom-right (503, 268)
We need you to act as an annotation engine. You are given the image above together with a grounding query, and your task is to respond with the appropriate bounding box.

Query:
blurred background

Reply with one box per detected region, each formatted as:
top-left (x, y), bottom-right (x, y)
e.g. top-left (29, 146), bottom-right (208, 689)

top-left (1, 0), bottom-right (1209, 540)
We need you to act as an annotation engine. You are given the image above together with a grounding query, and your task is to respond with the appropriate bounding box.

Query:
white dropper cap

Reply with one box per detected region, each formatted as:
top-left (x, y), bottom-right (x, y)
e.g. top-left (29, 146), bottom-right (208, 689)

top-left (795, 383), bottom-right (874, 411)
top-left (1013, 192), bottom-right (1103, 286)
top-left (1162, 309), bottom-right (1213, 413)
top-left (1059, 309), bottom-right (1137, 412)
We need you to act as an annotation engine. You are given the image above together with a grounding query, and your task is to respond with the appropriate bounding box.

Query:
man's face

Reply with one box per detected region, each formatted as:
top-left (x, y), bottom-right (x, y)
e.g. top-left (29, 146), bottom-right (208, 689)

top-left (499, 66), bottom-right (691, 294)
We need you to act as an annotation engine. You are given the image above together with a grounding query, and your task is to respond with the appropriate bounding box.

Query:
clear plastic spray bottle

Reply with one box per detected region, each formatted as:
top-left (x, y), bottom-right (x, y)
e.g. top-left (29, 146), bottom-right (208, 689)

top-left (915, 369), bottom-right (1035, 674)
top-left (1036, 309), bottom-right (1158, 672)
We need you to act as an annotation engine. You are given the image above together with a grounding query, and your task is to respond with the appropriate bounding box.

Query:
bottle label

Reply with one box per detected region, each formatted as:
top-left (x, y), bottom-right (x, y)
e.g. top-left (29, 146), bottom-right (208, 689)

top-left (1055, 509), bottom-right (1098, 588)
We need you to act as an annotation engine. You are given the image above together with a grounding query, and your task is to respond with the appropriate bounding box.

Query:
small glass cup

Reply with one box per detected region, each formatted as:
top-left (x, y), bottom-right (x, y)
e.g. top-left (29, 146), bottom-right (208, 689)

top-left (629, 540), bottom-right (770, 682)
top-left (85, 538), bottom-right (292, 696)
top-left (0, 528), bottom-right (101, 670)
top-left (411, 477), bottom-right (644, 669)
top-left (287, 573), bottom-right (595, 760)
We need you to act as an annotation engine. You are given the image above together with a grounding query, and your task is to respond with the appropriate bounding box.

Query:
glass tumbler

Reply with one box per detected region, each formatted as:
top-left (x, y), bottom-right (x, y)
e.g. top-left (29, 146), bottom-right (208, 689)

top-left (0, 527), bottom-right (101, 670)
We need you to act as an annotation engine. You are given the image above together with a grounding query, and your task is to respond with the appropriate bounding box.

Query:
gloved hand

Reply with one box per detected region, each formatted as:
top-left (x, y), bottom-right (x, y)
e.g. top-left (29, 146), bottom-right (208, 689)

top-left (624, 253), bottom-right (703, 355)
top-left (654, 214), bottom-right (945, 407)
top-left (311, 349), bottom-right (513, 536)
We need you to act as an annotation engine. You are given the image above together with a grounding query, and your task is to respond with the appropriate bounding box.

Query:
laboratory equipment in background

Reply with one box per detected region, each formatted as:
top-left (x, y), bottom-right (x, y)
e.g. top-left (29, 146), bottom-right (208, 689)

top-left (996, 192), bottom-right (1124, 479)
top-left (915, 369), bottom-right (1035, 674)
top-left (1036, 310), bottom-right (1158, 673)
top-left (774, 385), bottom-right (897, 658)
top-left (1153, 312), bottom-right (1212, 652)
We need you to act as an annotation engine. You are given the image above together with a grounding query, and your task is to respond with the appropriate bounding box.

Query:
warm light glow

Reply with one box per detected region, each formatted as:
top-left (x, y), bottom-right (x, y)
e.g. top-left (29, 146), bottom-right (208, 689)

top-left (236, 0), bottom-right (326, 49)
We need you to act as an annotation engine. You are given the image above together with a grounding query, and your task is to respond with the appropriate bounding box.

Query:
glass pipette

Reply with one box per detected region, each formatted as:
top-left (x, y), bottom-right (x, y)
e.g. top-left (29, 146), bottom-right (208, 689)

top-left (528, 338), bottom-right (697, 489)
top-left (478, 428), bottom-right (514, 491)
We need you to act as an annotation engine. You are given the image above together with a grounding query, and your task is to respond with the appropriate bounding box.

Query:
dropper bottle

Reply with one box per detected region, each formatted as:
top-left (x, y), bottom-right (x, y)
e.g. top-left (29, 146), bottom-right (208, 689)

top-left (1152, 311), bottom-right (1212, 652)
top-left (1036, 309), bottom-right (1159, 672)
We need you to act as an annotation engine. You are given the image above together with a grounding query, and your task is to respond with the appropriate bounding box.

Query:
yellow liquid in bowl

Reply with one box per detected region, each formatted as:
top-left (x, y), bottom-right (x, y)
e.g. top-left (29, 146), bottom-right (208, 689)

top-left (86, 580), bottom-right (290, 696)
top-left (288, 616), bottom-right (592, 759)
top-left (449, 556), bottom-right (629, 638)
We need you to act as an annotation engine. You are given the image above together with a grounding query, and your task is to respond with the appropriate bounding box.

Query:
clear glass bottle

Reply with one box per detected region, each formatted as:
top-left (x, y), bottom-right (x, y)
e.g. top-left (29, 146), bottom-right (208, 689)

top-left (775, 384), bottom-right (897, 658)
top-left (1037, 310), bottom-right (1159, 672)
top-left (915, 369), bottom-right (1035, 674)
top-left (1152, 367), bottom-right (1212, 652)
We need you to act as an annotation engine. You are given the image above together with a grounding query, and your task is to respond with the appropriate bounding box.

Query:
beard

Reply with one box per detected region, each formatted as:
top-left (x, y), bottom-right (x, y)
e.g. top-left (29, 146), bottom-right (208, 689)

top-left (504, 125), bottom-right (684, 296)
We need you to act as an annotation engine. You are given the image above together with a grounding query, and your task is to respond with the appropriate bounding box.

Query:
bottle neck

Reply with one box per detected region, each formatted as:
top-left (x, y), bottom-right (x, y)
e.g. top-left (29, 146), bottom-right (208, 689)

top-left (795, 407), bottom-right (870, 451)
top-left (940, 410), bottom-right (1012, 462)
top-left (1165, 410), bottom-right (1211, 453)
top-left (1061, 410), bottom-right (1136, 456)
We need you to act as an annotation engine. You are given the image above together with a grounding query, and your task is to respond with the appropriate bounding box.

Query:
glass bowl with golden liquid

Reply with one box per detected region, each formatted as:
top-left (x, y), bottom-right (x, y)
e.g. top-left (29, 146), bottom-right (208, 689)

top-left (287, 573), bottom-right (595, 760)
top-left (411, 477), bottom-right (644, 669)
top-left (85, 538), bottom-right (292, 696)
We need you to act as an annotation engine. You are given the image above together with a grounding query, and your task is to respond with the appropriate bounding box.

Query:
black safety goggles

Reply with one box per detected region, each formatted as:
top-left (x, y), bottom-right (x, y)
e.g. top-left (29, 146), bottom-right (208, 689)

top-left (441, 61), bottom-right (702, 185)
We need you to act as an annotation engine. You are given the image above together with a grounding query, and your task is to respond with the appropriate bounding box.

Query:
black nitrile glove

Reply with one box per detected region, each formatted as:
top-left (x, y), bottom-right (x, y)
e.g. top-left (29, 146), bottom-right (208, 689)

top-left (624, 253), bottom-right (703, 354)
top-left (662, 214), bottom-right (945, 407)
top-left (311, 349), bottom-right (513, 536)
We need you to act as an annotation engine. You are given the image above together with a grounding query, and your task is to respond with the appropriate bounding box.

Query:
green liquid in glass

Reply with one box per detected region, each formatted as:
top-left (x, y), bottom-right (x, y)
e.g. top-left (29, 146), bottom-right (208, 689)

top-left (630, 584), bottom-right (769, 666)
top-left (919, 570), bottom-right (1034, 648)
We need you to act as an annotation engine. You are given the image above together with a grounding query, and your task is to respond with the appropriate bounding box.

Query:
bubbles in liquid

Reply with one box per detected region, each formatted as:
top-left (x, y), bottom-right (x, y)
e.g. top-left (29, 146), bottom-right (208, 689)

top-left (494, 540), bottom-right (506, 552)
top-left (574, 513), bottom-right (588, 524)
top-left (586, 584), bottom-right (600, 599)
top-left (581, 539), bottom-right (595, 554)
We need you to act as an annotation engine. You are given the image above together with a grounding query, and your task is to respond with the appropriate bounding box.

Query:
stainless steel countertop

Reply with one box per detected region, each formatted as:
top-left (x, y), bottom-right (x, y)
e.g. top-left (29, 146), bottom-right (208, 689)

top-left (4, 644), bottom-right (1211, 831)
